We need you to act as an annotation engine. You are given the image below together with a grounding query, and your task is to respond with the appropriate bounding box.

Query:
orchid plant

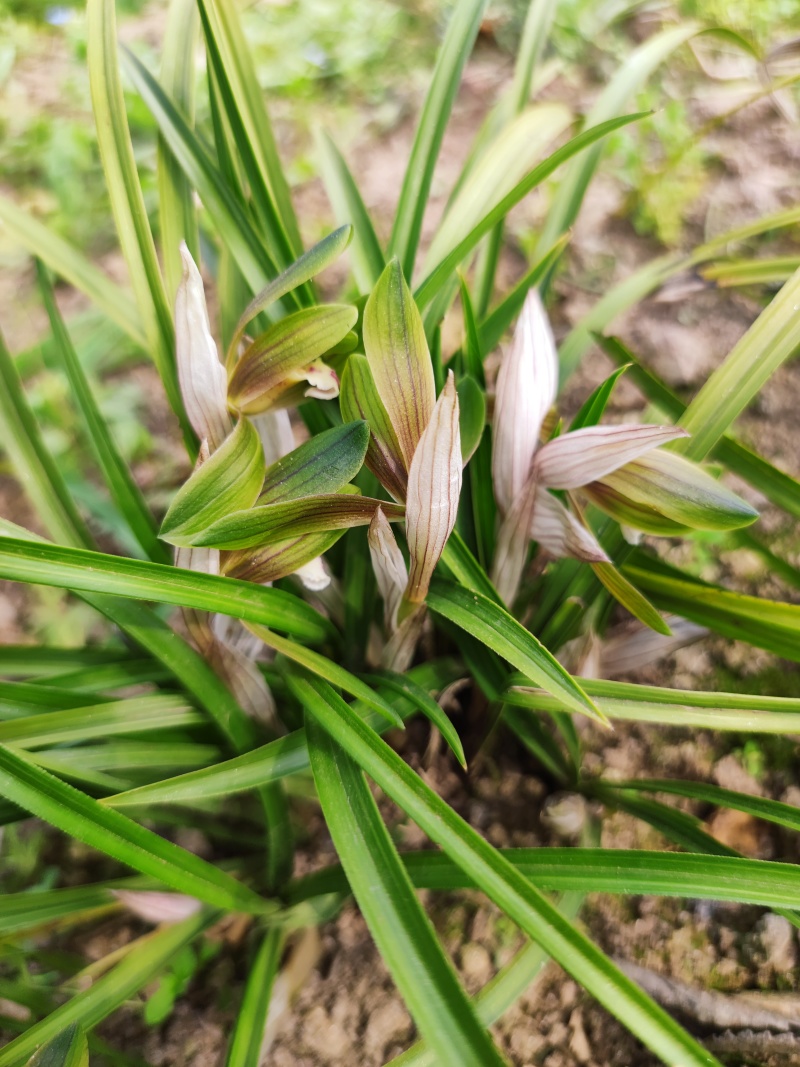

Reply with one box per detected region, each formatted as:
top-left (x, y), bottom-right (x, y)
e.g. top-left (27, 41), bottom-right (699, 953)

top-left (1, 1), bottom-right (799, 1066)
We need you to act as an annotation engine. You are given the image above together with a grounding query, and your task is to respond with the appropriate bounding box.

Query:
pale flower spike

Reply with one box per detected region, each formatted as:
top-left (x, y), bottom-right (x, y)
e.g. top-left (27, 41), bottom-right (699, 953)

top-left (490, 292), bottom-right (696, 606)
top-left (405, 371), bottom-right (462, 604)
top-left (492, 289), bottom-right (558, 516)
top-left (368, 507), bottom-right (408, 631)
top-left (175, 243), bottom-right (231, 452)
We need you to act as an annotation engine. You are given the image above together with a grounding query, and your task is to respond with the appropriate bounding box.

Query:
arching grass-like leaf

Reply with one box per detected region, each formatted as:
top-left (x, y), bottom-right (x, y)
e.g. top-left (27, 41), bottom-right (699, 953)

top-left (504, 677), bottom-right (800, 732)
top-left (389, 0), bottom-right (489, 277)
top-left (158, 0), bottom-right (200, 301)
top-left (0, 912), bottom-right (214, 1066)
top-left (121, 47), bottom-right (276, 294)
top-left (0, 330), bottom-right (92, 550)
top-left (37, 263), bottom-right (167, 563)
top-left (197, 0), bottom-right (303, 274)
top-left (306, 718), bottom-right (506, 1067)
top-left (317, 132), bottom-right (385, 292)
top-left (288, 847), bottom-right (800, 913)
top-left (27, 1023), bottom-right (88, 1067)
top-left (289, 676), bottom-right (722, 1067)
top-left (415, 113), bottom-right (647, 309)
top-left (609, 778), bottom-right (800, 833)
top-left (0, 195), bottom-right (145, 349)
top-left (427, 579), bottom-right (602, 722)
top-left (225, 928), bottom-right (284, 1067)
top-left (624, 559), bottom-right (800, 662)
top-left (0, 746), bottom-right (272, 913)
top-left (677, 264), bottom-right (800, 460)
top-left (87, 0), bottom-right (186, 438)
top-left (0, 536), bottom-right (331, 646)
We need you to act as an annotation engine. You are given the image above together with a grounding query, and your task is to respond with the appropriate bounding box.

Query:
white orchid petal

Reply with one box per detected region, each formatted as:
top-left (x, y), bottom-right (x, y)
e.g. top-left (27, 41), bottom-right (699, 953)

top-left (294, 556), bottom-right (331, 591)
top-left (368, 507), bottom-right (408, 632)
top-left (302, 361), bottom-right (339, 402)
top-left (492, 290), bottom-right (558, 514)
top-left (405, 372), bottom-right (462, 604)
top-left (113, 890), bottom-right (202, 925)
top-left (176, 243), bottom-right (232, 451)
top-left (534, 424), bottom-right (688, 490)
top-left (530, 487), bottom-right (609, 563)
top-left (250, 409), bottom-right (295, 467)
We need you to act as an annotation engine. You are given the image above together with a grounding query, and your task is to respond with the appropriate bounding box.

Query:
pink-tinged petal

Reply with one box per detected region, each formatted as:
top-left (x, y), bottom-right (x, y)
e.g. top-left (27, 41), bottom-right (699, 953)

top-left (368, 507), bottom-right (407, 631)
top-left (530, 487), bottom-right (609, 563)
top-left (533, 424), bottom-right (688, 490)
top-left (491, 476), bottom-right (538, 606)
top-left (113, 890), bottom-right (202, 925)
top-left (405, 372), bottom-right (462, 604)
top-left (492, 290), bottom-right (558, 514)
top-left (383, 604), bottom-right (426, 672)
top-left (176, 244), bottom-right (231, 451)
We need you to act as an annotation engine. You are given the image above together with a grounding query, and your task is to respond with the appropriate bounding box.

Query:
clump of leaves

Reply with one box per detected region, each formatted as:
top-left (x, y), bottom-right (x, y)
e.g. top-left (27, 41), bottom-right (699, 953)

top-left (0, 1), bottom-right (799, 1066)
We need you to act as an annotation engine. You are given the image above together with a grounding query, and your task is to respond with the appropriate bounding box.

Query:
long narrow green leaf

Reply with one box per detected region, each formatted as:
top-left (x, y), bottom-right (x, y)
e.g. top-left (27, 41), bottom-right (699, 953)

top-left (28, 1025), bottom-right (88, 1067)
top-left (290, 676), bottom-right (722, 1067)
top-left (0, 695), bottom-right (201, 748)
top-left (0, 646), bottom-right (127, 679)
top-left (87, 0), bottom-right (186, 436)
top-left (415, 112), bottom-right (647, 308)
top-left (365, 670), bottom-right (466, 768)
top-left (106, 730), bottom-right (309, 809)
top-left (225, 928), bottom-right (284, 1067)
top-left (307, 718), bottom-right (506, 1067)
top-left (0, 746), bottom-right (272, 913)
top-left (0, 196), bottom-right (144, 348)
top-left (289, 847), bottom-right (800, 912)
top-left (199, 0), bottom-right (303, 259)
top-left (427, 578), bottom-right (602, 721)
top-left (38, 660), bottom-right (172, 692)
top-left (677, 264), bottom-right (800, 459)
top-left (388, 894), bottom-right (584, 1067)
top-left (121, 47), bottom-right (275, 294)
top-left (37, 262), bottom-right (167, 563)
top-left (610, 778), bottom-right (800, 833)
top-left (507, 674), bottom-right (800, 734)
top-left (389, 0), bottom-right (489, 277)
top-left (159, 0), bottom-right (200, 300)
top-left (317, 131), bottom-right (385, 292)
top-left (246, 624), bottom-right (402, 727)
top-left (105, 660), bottom-right (461, 809)
top-left (0, 331), bottom-right (92, 549)
top-left (0, 435), bottom-right (254, 758)
top-left (559, 205), bottom-right (800, 381)
top-left (0, 913), bottom-right (214, 1067)
top-left (0, 536), bottom-right (330, 645)
top-left (624, 561), bottom-right (800, 662)
top-left (198, 0), bottom-right (302, 277)
top-left (476, 233), bottom-right (569, 354)
top-left (537, 23), bottom-right (703, 253)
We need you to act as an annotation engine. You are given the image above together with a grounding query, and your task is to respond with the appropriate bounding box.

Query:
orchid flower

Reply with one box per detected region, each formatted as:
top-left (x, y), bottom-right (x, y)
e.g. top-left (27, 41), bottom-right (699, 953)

top-left (343, 260), bottom-right (462, 668)
top-left (490, 291), bottom-right (756, 605)
top-left (170, 245), bottom-right (362, 720)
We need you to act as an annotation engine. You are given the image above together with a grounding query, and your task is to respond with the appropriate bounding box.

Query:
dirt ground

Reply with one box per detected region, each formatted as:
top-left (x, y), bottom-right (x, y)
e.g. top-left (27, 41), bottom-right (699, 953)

top-left (2, 4), bottom-right (800, 1066)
